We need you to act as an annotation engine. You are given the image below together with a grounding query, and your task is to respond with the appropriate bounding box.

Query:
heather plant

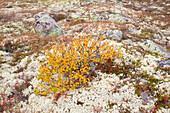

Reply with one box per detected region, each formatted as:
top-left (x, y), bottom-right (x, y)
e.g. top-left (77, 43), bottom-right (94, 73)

top-left (0, 89), bottom-right (21, 112)
top-left (96, 54), bottom-right (170, 111)
top-left (0, 33), bottom-right (57, 66)
top-left (34, 35), bottom-right (122, 95)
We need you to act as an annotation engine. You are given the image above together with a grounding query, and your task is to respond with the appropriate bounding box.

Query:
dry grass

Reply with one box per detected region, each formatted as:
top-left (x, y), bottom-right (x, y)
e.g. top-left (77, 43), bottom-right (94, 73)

top-left (0, 0), bottom-right (15, 4)
top-left (0, 12), bottom-right (16, 23)
top-left (0, 9), bottom-right (42, 23)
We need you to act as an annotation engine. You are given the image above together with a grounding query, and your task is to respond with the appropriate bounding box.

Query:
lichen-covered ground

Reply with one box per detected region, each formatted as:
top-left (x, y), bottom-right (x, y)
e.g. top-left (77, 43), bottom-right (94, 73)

top-left (0, 0), bottom-right (169, 113)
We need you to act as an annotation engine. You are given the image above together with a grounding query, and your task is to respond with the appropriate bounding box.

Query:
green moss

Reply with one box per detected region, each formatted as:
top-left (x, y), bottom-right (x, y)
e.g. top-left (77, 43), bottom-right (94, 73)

top-left (0, 58), bottom-right (6, 64)
top-left (24, 59), bottom-right (32, 69)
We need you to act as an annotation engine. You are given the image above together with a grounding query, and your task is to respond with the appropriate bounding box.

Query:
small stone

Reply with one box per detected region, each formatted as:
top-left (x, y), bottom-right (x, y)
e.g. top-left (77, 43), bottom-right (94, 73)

top-left (91, 14), bottom-right (100, 21)
top-left (140, 40), bottom-right (169, 58)
top-left (5, 5), bottom-right (13, 8)
top-left (80, 1), bottom-right (91, 6)
top-left (67, 26), bottom-right (84, 34)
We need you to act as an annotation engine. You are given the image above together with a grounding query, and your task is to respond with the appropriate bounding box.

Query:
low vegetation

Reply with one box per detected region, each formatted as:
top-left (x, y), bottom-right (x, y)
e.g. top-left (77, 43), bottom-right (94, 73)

top-left (34, 35), bottom-right (122, 95)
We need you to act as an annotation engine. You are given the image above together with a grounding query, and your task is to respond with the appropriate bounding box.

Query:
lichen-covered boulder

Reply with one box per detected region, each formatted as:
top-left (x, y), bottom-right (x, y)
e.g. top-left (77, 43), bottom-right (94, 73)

top-left (90, 13), bottom-right (128, 23)
top-left (90, 13), bottom-right (109, 22)
top-left (108, 14), bottom-right (127, 23)
top-left (103, 30), bottom-right (123, 41)
top-left (34, 14), bottom-right (64, 37)
top-left (140, 40), bottom-right (170, 58)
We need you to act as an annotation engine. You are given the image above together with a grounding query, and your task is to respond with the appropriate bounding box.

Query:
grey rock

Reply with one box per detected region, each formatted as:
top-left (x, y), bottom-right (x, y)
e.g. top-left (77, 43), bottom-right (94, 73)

top-left (90, 14), bottom-right (101, 21)
top-left (103, 30), bottom-right (123, 41)
top-left (140, 40), bottom-right (170, 58)
top-left (53, 8), bottom-right (63, 12)
top-left (92, 0), bottom-right (109, 3)
top-left (109, 14), bottom-right (127, 23)
top-left (67, 26), bottom-right (84, 34)
top-left (157, 60), bottom-right (170, 68)
top-left (109, 0), bottom-right (117, 3)
top-left (153, 32), bottom-right (164, 39)
top-left (90, 12), bottom-right (128, 23)
top-left (34, 14), bottom-right (64, 37)
top-left (81, 1), bottom-right (91, 6)
top-left (100, 0), bottom-right (107, 3)
top-left (141, 91), bottom-right (154, 105)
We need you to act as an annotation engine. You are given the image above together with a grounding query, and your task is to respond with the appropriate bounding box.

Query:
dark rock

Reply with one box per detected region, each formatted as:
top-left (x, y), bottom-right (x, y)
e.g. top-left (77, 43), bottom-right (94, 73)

top-left (5, 5), bottom-right (13, 8)
top-left (3, 41), bottom-right (13, 53)
top-left (49, 12), bottom-right (67, 22)
top-left (13, 67), bottom-right (24, 73)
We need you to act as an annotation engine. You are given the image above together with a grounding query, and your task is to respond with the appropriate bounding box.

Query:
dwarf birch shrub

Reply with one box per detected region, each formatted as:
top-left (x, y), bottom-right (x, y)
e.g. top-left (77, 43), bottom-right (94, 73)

top-left (34, 35), bottom-right (122, 95)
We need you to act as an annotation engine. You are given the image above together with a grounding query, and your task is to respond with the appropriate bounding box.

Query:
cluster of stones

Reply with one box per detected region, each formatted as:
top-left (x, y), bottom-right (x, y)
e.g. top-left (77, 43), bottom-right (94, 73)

top-left (34, 0), bottom-right (169, 67)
